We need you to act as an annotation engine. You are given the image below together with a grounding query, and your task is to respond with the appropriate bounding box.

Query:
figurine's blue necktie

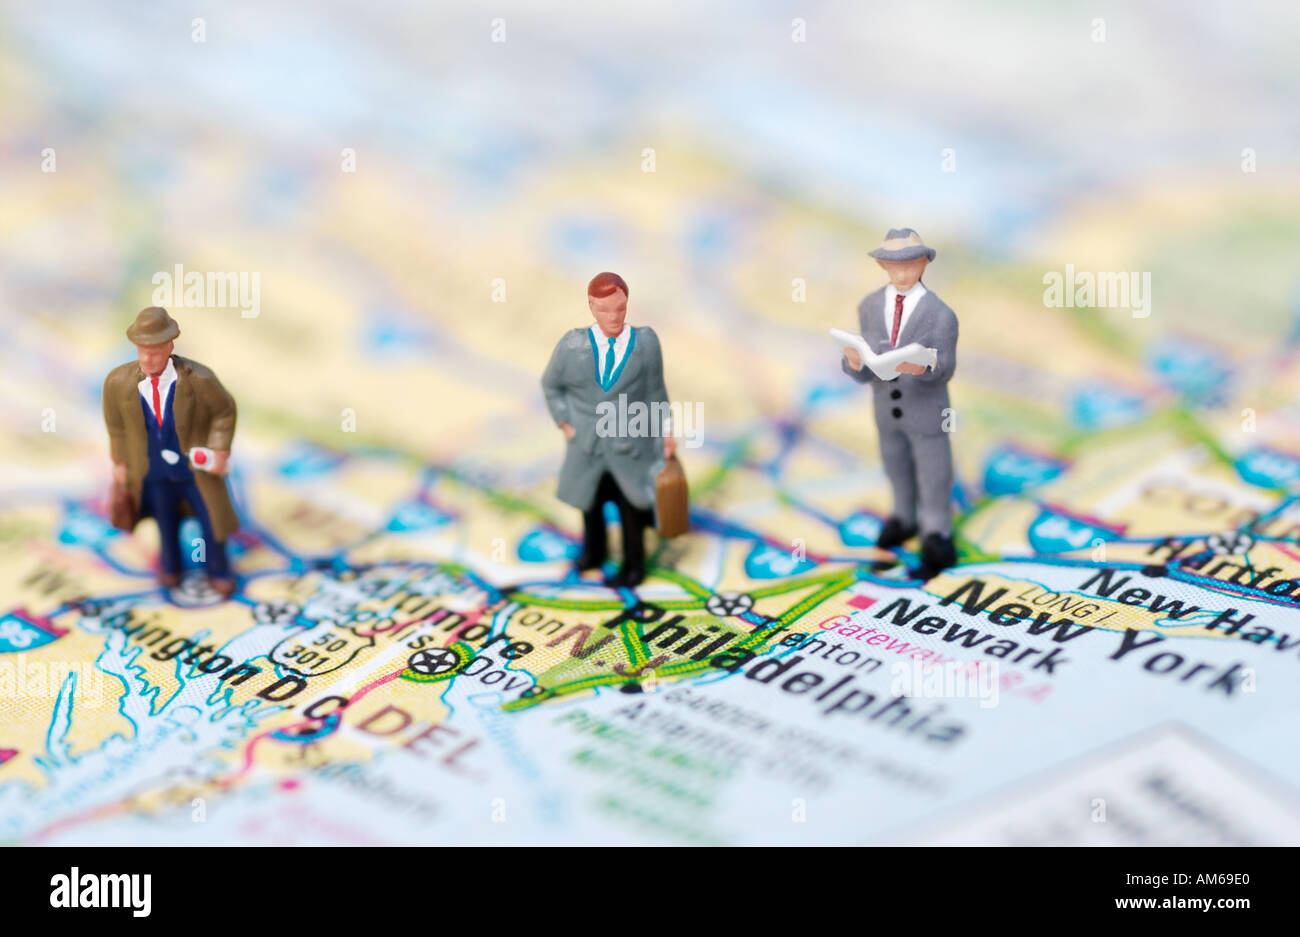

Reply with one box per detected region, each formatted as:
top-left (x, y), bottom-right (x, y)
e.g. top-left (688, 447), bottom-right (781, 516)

top-left (601, 336), bottom-right (617, 388)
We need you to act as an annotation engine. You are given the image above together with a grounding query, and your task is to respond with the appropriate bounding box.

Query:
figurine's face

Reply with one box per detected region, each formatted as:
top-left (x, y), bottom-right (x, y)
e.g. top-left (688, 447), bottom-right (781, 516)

top-left (877, 257), bottom-right (928, 292)
top-left (136, 340), bottom-right (174, 377)
top-left (588, 289), bottom-right (628, 338)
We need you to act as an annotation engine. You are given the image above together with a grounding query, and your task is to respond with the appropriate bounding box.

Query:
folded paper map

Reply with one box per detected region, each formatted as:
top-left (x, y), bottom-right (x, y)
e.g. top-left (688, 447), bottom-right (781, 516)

top-left (831, 327), bottom-right (938, 380)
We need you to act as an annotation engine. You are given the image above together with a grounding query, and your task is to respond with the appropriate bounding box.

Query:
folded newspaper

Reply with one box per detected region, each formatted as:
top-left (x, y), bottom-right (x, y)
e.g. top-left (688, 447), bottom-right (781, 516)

top-left (831, 327), bottom-right (937, 380)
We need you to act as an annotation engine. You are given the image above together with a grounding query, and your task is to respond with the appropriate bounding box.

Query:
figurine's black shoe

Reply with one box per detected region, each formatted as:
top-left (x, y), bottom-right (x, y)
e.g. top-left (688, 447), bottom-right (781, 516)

top-left (911, 533), bottom-right (957, 581)
top-left (607, 564), bottom-right (645, 589)
top-left (877, 516), bottom-right (919, 550)
top-left (574, 550), bottom-right (605, 573)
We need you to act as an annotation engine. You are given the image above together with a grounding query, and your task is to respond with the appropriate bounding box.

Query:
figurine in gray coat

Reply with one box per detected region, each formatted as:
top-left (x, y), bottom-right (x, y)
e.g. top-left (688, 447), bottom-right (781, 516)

top-left (542, 272), bottom-right (676, 587)
top-left (841, 228), bottom-right (958, 579)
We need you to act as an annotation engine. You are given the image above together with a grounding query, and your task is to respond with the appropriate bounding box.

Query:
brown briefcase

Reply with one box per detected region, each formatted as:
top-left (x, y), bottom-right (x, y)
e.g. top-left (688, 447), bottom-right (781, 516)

top-left (656, 456), bottom-right (690, 538)
top-left (109, 484), bottom-right (138, 532)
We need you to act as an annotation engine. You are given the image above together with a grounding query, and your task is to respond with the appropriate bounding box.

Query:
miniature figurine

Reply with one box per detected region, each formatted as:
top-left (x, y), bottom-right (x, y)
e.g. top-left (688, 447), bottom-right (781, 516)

top-left (102, 307), bottom-right (240, 596)
top-left (542, 273), bottom-right (675, 587)
top-left (841, 229), bottom-right (958, 580)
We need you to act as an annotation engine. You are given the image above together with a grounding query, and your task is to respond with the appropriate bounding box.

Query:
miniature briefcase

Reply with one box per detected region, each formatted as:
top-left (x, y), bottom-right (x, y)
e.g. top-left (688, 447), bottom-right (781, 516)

top-left (109, 484), bottom-right (138, 532)
top-left (656, 455), bottom-right (690, 538)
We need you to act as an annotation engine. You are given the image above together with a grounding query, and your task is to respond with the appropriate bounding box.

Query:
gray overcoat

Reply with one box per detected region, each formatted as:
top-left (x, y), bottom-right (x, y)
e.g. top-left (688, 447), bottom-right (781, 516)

top-left (542, 326), bottom-right (669, 514)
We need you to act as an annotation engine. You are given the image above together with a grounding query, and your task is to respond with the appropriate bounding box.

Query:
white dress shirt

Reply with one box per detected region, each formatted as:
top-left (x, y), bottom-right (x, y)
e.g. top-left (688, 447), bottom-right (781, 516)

top-left (590, 323), bottom-right (633, 379)
top-left (883, 282), bottom-right (927, 345)
top-left (588, 322), bottom-right (671, 435)
top-left (138, 356), bottom-right (178, 426)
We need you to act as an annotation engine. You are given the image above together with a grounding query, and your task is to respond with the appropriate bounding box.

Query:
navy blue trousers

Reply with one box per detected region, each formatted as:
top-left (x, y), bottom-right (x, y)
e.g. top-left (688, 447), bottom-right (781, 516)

top-left (142, 477), bottom-right (229, 578)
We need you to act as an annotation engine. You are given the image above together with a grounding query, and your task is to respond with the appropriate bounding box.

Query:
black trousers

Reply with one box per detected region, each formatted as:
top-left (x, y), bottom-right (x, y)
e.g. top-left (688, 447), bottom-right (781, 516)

top-left (582, 472), bottom-right (651, 570)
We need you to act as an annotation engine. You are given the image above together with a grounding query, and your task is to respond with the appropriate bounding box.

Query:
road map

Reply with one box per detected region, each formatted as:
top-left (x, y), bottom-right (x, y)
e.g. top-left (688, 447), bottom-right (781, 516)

top-left (3, 2), bottom-right (1300, 845)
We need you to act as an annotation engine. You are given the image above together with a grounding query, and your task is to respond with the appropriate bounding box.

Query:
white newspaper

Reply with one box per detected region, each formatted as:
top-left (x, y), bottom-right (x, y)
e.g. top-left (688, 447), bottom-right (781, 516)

top-left (831, 327), bottom-right (937, 381)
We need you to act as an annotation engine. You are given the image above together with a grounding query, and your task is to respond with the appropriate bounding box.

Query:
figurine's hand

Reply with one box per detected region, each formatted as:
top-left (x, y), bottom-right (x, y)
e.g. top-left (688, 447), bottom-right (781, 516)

top-left (664, 436), bottom-right (677, 459)
top-left (559, 422), bottom-right (576, 441)
top-left (896, 362), bottom-right (928, 376)
top-left (112, 462), bottom-right (127, 487)
top-left (843, 347), bottom-right (863, 371)
top-left (209, 450), bottom-right (230, 475)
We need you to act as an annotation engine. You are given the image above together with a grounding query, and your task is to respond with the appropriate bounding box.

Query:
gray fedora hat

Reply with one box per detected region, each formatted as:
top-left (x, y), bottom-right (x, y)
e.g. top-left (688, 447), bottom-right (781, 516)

top-left (868, 228), bottom-right (936, 263)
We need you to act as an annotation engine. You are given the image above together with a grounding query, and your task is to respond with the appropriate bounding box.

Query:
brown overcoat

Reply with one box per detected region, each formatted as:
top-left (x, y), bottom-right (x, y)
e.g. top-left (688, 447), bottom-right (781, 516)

top-left (102, 354), bottom-right (240, 541)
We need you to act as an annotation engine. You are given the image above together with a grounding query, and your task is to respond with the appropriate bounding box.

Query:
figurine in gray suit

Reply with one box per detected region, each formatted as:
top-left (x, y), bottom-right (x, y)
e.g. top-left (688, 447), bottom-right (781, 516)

top-left (841, 228), bottom-right (958, 580)
top-left (542, 272), bottom-right (676, 587)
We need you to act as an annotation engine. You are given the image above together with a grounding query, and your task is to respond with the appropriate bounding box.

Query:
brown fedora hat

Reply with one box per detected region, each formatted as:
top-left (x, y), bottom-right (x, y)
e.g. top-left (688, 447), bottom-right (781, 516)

top-left (125, 307), bottom-right (180, 345)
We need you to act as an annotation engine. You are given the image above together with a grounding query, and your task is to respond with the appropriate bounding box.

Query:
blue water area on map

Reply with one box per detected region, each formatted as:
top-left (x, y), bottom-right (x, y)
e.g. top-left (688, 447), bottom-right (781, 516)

top-left (1027, 507), bottom-right (1121, 554)
top-left (1234, 447), bottom-right (1300, 489)
top-left (272, 712), bottom-right (340, 743)
top-left (58, 501), bottom-right (120, 548)
top-left (549, 217), bottom-right (626, 264)
top-left (0, 613), bottom-right (58, 653)
top-left (285, 555), bottom-right (350, 576)
top-left (1146, 339), bottom-right (1231, 403)
top-left (1067, 383), bottom-right (1146, 430)
top-left (685, 213), bottom-right (734, 257)
top-left (517, 526), bottom-right (577, 563)
top-left (805, 381), bottom-right (850, 406)
top-left (744, 542), bottom-right (815, 578)
top-left (386, 499), bottom-right (453, 532)
top-left (277, 441), bottom-right (345, 478)
top-left (365, 304), bottom-right (438, 356)
top-left (838, 511), bottom-right (883, 547)
top-left (982, 445), bottom-right (1066, 496)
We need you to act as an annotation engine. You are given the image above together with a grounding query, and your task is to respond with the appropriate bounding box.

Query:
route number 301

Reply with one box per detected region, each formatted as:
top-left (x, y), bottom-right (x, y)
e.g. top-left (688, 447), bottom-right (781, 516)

top-left (269, 619), bottom-right (374, 676)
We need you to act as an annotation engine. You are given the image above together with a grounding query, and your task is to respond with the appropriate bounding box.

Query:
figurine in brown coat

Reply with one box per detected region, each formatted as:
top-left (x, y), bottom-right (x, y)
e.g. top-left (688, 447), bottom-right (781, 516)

top-left (102, 307), bottom-right (240, 596)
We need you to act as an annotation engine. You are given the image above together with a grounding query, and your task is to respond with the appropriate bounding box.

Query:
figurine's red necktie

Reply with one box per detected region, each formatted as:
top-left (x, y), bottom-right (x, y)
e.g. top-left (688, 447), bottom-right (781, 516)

top-left (150, 376), bottom-right (162, 426)
top-left (890, 293), bottom-right (905, 346)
